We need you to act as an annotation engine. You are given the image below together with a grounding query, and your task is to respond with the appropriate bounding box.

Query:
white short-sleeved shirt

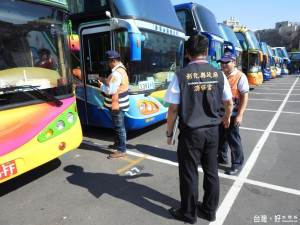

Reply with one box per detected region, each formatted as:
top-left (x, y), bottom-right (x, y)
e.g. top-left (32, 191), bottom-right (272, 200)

top-left (100, 63), bottom-right (124, 95)
top-left (164, 71), bottom-right (232, 104)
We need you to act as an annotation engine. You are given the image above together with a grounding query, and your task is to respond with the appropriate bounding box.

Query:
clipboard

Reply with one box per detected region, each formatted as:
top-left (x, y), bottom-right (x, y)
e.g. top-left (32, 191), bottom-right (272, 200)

top-left (170, 116), bottom-right (179, 145)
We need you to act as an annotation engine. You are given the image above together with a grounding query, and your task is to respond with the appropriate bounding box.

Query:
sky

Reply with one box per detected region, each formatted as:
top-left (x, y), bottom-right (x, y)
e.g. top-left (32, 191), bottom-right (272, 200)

top-left (171, 0), bottom-right (300, 31)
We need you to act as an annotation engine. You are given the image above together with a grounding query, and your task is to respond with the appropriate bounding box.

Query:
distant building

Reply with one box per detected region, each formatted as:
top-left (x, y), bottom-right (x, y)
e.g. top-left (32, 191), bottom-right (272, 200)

top-left (223, 17), bottom-right (247, 29)
top-left (255, 21), bottom-right (300, 51)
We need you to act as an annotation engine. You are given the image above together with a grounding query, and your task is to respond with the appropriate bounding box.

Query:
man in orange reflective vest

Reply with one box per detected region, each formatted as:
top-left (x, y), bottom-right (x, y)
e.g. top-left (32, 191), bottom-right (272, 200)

top-left (98, 50), bottom-right (129, 159)
top-left (217, 51), bottom-right (249, 175)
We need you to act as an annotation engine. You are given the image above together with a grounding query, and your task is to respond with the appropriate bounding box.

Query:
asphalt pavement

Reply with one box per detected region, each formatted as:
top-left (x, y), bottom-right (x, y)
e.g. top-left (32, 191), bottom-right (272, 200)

top-left (0, 74), bottom-right (299, 225)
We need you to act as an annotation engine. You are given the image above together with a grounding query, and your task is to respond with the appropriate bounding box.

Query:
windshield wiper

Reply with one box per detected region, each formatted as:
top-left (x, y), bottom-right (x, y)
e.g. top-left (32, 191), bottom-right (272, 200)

top-left (0, 85), bottom-right (63, 106)
top-left (144, 79), bottom-right (168, 97)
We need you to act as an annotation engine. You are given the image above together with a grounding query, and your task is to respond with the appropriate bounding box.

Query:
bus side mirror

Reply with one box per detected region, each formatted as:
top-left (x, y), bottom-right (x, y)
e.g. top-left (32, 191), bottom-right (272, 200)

top-left (129, 33), bottom-right (142, 61)
top-left (209, 39), bottom-right (215, 56)
top-left (69, 34), bottom-right (80, 51)
top-left (224, 41), bottom-right (235, 55)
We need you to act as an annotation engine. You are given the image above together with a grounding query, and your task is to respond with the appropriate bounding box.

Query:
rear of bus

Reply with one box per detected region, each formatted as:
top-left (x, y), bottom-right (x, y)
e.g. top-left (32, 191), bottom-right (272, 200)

top-left (0, 0), bottom-right (82, 183)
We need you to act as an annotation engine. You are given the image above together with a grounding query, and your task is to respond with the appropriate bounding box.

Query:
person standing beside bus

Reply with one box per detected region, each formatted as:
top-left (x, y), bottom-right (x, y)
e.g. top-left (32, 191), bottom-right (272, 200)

top-left (217, 51), bottom-right (249, 175)
top-left (98, 50), bottom-right (129, 159)
top-left (164, 35), bottom-right (233, 224)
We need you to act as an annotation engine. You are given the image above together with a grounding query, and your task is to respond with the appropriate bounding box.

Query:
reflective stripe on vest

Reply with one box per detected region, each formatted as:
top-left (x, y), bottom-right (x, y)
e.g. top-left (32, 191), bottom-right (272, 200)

top-left (220, 71), bottom-right (242, 117)
top-left (104, 66), bottom-right (129, 111)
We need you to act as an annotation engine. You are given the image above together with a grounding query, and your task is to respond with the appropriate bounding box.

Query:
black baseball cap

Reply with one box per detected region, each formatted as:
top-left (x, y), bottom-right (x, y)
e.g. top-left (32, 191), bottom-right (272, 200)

top-left (100, 50), bottom-right (120, 64)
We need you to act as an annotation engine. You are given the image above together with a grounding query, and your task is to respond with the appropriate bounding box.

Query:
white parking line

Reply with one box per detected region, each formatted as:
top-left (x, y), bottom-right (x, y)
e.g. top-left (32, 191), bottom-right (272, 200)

top-left (240, 127), bottom-right (300, 136)
top-left (249, 99), bottom-right (286, 101)
top-left (249, 93), bottom-right (300, 95)
top-left (210, 76), bottom-right (299, 225)
top-left (246, 108), bottom-right (300, 115)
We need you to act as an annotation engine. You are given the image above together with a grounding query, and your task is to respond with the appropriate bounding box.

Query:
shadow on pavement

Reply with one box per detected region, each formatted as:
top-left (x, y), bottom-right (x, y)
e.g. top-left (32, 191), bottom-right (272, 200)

top-left (64, 165), bottom-right (179, 219)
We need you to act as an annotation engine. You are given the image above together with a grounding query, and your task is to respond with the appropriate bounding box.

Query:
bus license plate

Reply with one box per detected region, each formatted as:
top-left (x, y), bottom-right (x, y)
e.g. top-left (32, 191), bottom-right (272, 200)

top-left (0, 160), bottom-right (17, 181)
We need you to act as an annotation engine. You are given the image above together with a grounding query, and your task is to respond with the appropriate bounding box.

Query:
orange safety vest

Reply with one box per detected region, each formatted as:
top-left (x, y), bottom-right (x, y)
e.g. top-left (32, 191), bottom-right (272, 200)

top-left (220, 70), bottom-right (242, 117)
top-left (104, 65), bottom-right (129, 111)
top-left (227, 71), bottom-right (242, 117)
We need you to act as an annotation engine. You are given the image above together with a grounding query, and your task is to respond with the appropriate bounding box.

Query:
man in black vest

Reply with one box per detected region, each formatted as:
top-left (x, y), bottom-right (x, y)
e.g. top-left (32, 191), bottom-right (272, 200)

top-left (164, 35), bottom-right (233, 224)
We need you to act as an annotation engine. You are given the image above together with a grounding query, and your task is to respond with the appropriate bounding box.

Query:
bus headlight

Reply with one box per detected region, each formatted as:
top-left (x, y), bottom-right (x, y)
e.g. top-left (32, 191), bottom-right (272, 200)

top-left (139, 102), bottom-right (146, 112)
top-left (138, 100), bottom-right (159, 115)
top-left (67, 112), bottom-right (74, 123)
top-left (56, 120), bottom-right (65, 130)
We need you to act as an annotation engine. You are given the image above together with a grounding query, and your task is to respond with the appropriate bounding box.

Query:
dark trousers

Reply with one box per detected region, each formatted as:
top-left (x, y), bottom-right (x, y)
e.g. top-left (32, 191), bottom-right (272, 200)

top-left (177, 126), bottom-right (220, 221)
top-left (218, 119), bottom-right (244, 170)
top-left (109, 110), bottom-right (126, 152)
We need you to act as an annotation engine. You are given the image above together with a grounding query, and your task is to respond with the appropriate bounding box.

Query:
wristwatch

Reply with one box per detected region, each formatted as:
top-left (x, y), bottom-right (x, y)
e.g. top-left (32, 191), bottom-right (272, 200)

top-left (166, 131), bottom-right (173, 137)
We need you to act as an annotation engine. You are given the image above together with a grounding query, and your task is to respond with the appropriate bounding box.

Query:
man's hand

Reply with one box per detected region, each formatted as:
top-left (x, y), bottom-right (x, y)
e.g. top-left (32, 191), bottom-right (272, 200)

top-left (97, 80), bottom-right (103, 86)
top-left (97, 77), bottom-right (105, 86)
top-left (167, 136), bottom-right (172, 145)
top-left (97, 77), bottom-right (105, 82)
top-left (234, 114), bottom-right (243, 126)
top-left (222, 115), bottom-right (231, 129)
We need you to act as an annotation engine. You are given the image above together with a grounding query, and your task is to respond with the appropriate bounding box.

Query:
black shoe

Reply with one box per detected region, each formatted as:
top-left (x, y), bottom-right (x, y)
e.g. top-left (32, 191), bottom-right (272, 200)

top-left (196, 204), bottom-right (216, 222)
top-left (168, 208), bottom-right (196, 224)
top-left (225, 168), bottom-right (240, 175)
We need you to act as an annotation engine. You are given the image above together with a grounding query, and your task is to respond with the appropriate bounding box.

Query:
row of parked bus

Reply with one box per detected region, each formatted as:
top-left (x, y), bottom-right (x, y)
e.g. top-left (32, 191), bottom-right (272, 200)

top-left (0, 0), bottom-right (296, 183)
top-left (174, 2), bottom-right (294, 86)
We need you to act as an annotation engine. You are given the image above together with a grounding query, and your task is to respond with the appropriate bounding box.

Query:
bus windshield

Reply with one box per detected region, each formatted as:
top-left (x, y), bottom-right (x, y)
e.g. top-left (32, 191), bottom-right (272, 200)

top-left (235, 32), bottom-right (247, 50)
top-left (282, 48), bottom-right (289, 58)
top-left (268, 47), bottom-right (275, 56)
top-left (118, 30), bottom-right (183, 93)
top-left (0, 0), bottom-right (72, 108)
top-left (245, 31), bottom-right (261, 50)
top-left (219, 24), bottom-right (241, 48)
top-left (193, 5), bottom-right (222, 37)
top-left (260, 43), bottom-right (269, 54)
top-left (112, 0), bottom-right (183, 30)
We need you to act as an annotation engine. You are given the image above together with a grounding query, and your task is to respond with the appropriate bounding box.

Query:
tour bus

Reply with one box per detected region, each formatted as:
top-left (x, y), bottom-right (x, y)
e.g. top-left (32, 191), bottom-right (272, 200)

top-left (272, 47), bottom-right (283, 76)
top-left (259, 42), bottom-right (272, 80)
top-left (268, 46), bottom-right (281, 77)
top-left (274, 47), bottom-right (290, 75)
top-left (0, 0), bottom-right (83, 183)
top-left (234, 28), bottom-right (263, 85)
top-left (289, 52), bottom-right (300, 74)
top-left (68, 0), bottom-right (185, 130)
top-left (266, 45), bottom-right (277, 78)
top-left (174, 2), bottom-right (224, 69)
top-left (218, 23), bottom-right (243, 71)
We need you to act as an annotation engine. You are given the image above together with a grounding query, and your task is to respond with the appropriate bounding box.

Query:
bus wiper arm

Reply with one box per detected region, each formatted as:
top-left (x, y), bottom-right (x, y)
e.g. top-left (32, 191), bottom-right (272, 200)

top-left (3, 85), bottom-right (63, 106)
top-left (28, 85), bottom-right (63, 106)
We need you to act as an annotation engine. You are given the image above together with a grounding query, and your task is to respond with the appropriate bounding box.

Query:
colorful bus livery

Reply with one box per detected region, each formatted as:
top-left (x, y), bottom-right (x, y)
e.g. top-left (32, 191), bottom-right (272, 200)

top-left (0, 98), bottom-right (81, 183)
top-left (0, 0), bottom-right (82, 183)
top-left (234, 28), bottom-right (263, 85)
top-left (69, 0), bottom-right (185, 130)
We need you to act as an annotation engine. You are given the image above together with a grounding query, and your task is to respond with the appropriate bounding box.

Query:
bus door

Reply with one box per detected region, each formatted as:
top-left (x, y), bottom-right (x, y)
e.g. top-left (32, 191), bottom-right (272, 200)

top-left (76, 25), bottom-right (113, 127)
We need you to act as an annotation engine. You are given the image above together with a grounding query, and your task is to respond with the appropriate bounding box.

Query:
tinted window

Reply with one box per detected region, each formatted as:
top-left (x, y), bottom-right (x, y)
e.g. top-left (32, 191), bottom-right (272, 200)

top-left (192, 5), bottom-right (221, 37)
top-left (112, 0), bottom-right (183, 31)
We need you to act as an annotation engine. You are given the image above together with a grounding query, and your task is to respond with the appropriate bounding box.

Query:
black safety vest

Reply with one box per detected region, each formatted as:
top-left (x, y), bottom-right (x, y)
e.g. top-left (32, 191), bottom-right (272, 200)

top-left (177, 61), bottom-right (224, 132)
